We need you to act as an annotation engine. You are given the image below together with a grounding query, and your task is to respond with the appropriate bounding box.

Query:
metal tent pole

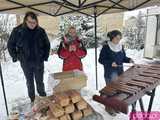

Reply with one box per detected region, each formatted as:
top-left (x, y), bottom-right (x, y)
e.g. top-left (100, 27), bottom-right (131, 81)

top-left (155, 15), bottom-right (159, 45)
top-left (94, 6), bottom-right (98, 90)
top-left (0, 62), bottom-right (9, 115)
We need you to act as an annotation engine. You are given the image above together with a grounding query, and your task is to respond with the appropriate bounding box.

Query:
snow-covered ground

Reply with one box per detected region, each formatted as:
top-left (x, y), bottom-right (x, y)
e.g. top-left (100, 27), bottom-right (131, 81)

top-left (0, 48), bottom-right (160, 120)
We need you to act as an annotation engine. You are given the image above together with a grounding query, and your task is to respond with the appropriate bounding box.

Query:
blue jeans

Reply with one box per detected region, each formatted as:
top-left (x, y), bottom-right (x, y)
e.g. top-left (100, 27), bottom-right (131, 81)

top-left (105, 72), bottom-right (118, 84)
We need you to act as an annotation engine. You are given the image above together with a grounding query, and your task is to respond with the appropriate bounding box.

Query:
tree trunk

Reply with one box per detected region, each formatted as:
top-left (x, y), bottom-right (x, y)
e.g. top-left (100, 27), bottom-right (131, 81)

top-left (3, 51), bottom-right (6, 62)
top-left (16, 15), bottom-right (21, 26)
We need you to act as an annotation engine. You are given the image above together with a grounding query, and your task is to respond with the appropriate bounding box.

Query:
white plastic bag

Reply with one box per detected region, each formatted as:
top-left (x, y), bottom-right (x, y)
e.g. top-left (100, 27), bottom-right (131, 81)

top-left (48, 74), bottom-right (60, 91)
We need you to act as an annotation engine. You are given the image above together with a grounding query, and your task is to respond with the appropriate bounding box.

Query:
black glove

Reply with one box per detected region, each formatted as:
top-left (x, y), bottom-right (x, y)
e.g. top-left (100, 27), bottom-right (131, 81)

top-left (12, 57), bottom-right (17, 62)
top-left (44, 57), bottom-right (48, 61)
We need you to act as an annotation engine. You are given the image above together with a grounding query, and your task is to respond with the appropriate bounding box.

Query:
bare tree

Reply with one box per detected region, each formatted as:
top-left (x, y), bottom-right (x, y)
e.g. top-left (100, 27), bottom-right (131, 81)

top-left (0, 14), bottom-right (13, 61)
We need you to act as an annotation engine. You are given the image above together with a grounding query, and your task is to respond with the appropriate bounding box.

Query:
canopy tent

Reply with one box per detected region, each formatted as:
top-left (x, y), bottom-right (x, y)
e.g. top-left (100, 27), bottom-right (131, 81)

top-left (0, 0), bottom-right (160, 116)
top-left (0, 0), bottom-right (160, 17)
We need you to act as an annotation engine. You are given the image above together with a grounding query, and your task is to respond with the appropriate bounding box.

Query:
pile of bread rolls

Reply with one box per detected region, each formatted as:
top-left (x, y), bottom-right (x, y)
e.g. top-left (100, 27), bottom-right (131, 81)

top-left (32, 90), bottom-right (93, 120)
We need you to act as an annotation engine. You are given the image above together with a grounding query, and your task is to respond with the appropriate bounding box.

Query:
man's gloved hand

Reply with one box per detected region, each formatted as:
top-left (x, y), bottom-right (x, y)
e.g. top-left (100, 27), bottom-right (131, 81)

top-left (12, 57), bottom-right (17, 62)
top-left (44, 58), bottom-right (48, 61)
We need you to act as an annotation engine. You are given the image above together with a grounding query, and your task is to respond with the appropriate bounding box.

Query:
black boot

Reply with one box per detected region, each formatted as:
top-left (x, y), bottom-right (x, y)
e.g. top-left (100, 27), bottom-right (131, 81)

top-left (30, 96), bottom-right (35, 103)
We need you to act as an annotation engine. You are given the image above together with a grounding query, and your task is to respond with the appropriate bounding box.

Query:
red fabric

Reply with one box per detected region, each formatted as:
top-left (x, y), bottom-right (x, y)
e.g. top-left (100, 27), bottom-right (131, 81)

top-left (59, 37), bottom-right (87, 71)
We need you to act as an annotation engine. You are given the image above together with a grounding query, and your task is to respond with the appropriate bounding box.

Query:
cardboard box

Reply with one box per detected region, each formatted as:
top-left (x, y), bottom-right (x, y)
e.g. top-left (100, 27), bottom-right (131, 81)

top-left (53, 71), bottom-right (75, 79)
top-left (49, 70), bottom-right (87, 93)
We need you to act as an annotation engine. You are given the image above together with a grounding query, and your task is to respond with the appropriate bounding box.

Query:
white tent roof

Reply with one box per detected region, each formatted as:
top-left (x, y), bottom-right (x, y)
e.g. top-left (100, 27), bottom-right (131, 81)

top-left (0, 0), bottom-right (160, 17)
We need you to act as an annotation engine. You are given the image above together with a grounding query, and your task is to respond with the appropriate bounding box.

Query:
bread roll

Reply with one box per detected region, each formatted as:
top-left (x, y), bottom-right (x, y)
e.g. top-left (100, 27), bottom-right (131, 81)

top-left (76, 100), bottom-right (87, 110)
top-left (46, 110), bottom-right (59, 120)
top-left (54, 93), bottom-right (70, 107)
top-left (49, 103), bottom-right (64, 117)
top-left (47, 109), bottom-right (53, 116)
top-left (66, 114), bottom-right (71, 120)
top-left (48, 118), bottom-right (59, 120)
top-left (34, 113), bottom-right (42, 120)
top-left (40, 116), bottom-right (58, 120)
top-left (59, 114), bottom-right (71, 120)
top-left (64, 104), bottom-right (75, 114)
top-left (32, 98), bottom-right (51, 113)
top-left (71, 111), bottom-right (82, 120)
top-left (8, 112), bottom-right (19, 120)
top-left (48, 117), bottom-right (59, 120)
top-left (66, 90), bottom-right (81, 103)
top-left (82, 107), bottom-right (93, 117)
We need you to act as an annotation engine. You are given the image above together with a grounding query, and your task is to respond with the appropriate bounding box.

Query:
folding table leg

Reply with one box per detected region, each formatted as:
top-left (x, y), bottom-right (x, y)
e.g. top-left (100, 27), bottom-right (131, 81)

top-left (130, 102), bottom-right (137, 120)
top-left (139, 98), bottom-right (145, 112)
top-left (147, 88), bottom-right (156, 112)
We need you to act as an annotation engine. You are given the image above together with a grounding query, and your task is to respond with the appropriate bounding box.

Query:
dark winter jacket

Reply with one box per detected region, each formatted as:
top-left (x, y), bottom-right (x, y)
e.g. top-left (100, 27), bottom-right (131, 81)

top-left (99, 42), bottom-right (131, 80)
top-left (7, 24), bottom-right (50, 63)
top-left (57, 36), bottom-right (87, 71)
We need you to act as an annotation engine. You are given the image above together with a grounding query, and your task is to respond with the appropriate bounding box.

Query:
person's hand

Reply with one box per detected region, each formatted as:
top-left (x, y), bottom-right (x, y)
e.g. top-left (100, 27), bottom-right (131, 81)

top-left (71, 45), bottom-right (76, 51)
top-left (130, 59), bottom-right (134, 63)
top-left (69, 45), bottom-right (73, 52)
top-left (62, 43), bottom-right (66, 48)
top-left (112, 62), bottom-right (118, 67)
top-left (50, 49), bottom-right (54, 55)
top-left (69, 45), bottom-right (76, 52)
top-left (12, 57), bottom-right (17, 62)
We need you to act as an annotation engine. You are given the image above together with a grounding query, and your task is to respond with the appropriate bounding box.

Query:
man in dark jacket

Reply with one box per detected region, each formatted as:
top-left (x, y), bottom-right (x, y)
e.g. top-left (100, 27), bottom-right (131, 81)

top-left (7, 11), bottom-right (50, 102)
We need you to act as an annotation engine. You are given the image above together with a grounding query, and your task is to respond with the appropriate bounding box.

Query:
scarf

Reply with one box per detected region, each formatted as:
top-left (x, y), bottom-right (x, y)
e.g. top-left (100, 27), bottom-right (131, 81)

top-left (108, 41), bottom-right (122, 52)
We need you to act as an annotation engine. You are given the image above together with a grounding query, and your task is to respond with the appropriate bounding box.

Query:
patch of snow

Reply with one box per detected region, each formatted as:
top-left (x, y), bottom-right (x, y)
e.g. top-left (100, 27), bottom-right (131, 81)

top-left (0, 48), bottom-right (160, 120)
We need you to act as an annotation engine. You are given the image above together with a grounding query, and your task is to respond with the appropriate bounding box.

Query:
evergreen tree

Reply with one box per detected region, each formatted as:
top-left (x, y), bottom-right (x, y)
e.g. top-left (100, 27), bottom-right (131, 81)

top-left (59, 15), bottom-right (102, 48)
top-left (123, 11), bottom-right (146, 50)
